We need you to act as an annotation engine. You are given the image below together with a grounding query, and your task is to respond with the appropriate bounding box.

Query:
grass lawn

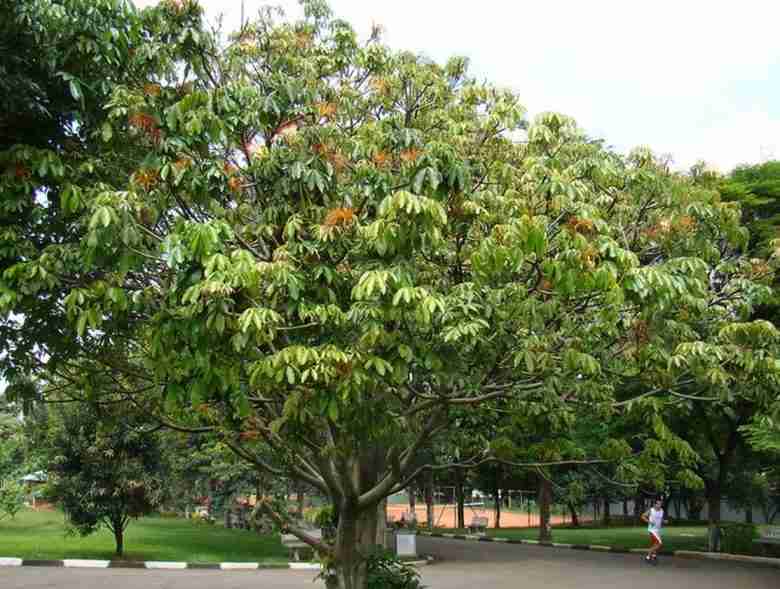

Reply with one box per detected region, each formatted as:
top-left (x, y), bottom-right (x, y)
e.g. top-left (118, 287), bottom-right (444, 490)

top-left (434, 525), bottom-right (710, 552)
top-left (0, 509), bottom-right (289, 563)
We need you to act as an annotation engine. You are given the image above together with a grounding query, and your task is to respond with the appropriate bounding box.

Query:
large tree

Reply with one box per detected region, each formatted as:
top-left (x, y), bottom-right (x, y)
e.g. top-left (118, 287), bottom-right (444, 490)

top-left (719, 160), bottom-right (780, 458)
top-left (2, 2), bottom-right (778, 587)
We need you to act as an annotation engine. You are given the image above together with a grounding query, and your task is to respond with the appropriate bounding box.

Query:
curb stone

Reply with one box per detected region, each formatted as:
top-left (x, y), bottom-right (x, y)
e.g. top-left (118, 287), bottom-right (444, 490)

top-left (0, 556), bottom-right (433, 571)
top-left (416, 531), bottom-right (780, 568)
top-left (0, 558), bottom-right (312, 571)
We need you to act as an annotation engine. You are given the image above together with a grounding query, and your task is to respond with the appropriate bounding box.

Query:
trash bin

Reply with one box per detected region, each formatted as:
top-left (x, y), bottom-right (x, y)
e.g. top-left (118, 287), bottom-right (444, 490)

top-left (395, 529), bottom-right (417, 558)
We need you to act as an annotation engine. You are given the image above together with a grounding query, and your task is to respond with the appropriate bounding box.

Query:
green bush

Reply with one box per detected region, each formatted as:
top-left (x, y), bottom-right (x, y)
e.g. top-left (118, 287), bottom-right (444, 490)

top-left (365, 550), bottom-right (425, 589)
top-left (719, 523), bottom-right (757, 555)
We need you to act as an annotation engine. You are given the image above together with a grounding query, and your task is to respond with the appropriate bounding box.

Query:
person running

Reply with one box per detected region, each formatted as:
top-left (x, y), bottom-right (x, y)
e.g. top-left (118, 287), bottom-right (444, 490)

top-left (641, 498), bottom-right (666, 564)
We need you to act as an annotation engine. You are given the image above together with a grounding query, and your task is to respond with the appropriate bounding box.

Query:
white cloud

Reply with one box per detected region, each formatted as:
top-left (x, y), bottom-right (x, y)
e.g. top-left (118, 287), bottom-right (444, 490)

top-left (133, 0), bottom-right (780, 171)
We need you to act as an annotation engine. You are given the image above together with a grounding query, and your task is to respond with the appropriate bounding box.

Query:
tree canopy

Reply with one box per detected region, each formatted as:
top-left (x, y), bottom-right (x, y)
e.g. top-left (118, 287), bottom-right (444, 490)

top-left (1, 1), bottom-right (778, 587)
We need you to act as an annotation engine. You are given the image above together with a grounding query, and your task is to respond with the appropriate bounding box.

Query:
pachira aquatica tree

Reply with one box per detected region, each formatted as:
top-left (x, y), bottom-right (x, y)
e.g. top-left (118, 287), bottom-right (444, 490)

top-left (2, 1), bottom-right (778, 586)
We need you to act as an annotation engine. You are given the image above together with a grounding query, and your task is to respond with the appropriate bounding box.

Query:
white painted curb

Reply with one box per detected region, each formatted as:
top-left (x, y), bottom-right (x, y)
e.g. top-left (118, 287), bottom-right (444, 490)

top-left (0, 557), bottom-right (23, 567)
top-left (63, 559), bottom-right (110, 568)
top-left (145, 561), bottom-right (187, 569)
top-left (289, 562), bottom-right (321, 570)
top-left (219, 562), bottom-right (260, 570)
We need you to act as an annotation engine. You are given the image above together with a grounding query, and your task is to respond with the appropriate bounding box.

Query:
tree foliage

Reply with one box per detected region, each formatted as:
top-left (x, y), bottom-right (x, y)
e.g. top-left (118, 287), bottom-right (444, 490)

top-left (718, 160), bottom-right (780, 456)
top-left (1, 1), bottom-right (779, 585)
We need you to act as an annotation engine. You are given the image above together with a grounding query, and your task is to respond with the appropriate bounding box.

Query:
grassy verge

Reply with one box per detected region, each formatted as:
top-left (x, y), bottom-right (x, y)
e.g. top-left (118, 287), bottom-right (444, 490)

top-left (432, 525), bottom-right (709, 552)
top-left (0, 509), bottom-right (288, 562)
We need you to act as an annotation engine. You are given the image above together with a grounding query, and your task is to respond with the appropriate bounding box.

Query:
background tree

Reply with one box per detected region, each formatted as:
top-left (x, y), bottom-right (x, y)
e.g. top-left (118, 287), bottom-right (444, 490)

top-left (44, 400), bottom-right (165, 557)
top-left (0, 392), bottom-right (27, 520)
top-left (0, 0), bottom-right (160, 383)
top-left (718, 160), bottom-right (780, 459)
top-left (719, 160), bottom-right (780, 258)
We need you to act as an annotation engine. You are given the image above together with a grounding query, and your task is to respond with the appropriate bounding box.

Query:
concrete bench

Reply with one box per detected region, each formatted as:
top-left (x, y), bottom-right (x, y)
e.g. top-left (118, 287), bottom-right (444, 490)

top-left (281, 529), bottom-right (322, 561)
top-left (468, 516), bottom-right (489, 535)
top-left (754, 527), bottom-right (780, 554)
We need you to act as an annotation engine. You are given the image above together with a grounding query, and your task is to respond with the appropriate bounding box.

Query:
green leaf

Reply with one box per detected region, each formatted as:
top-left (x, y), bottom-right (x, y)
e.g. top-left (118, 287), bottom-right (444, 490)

top-left (328, 399), bottom-right (339, 422)
top-left (69, 79), bottom-right (82, 101)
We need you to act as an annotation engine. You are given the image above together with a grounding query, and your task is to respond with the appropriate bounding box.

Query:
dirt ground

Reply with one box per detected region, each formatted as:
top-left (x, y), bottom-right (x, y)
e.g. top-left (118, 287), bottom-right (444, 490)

top-left (386, 504), bottom-right (585, 529)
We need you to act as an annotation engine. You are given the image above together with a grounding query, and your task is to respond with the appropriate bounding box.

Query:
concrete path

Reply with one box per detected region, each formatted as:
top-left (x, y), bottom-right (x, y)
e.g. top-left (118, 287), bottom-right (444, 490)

top-left (418, 536), bottom-right (779, 588)
top-left (3, 537), bottom-right (777, 588)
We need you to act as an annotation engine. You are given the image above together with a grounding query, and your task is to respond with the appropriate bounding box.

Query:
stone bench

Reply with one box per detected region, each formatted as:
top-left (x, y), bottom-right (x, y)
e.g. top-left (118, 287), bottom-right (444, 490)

top-left (468, 516), bottom-right (489, 535)
top-left (754, 527), bottom-right (780, 555)
top-left (281, 529), bottom-right (322, 561)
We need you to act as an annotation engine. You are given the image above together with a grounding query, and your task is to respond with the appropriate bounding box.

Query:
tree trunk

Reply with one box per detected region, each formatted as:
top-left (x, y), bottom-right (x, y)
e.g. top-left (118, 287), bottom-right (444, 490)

top-left (494, 467), bottom-right (502, 530)
top-left (634, 494), bottom-right (645, 526)
top-left (622, 498), bottom-right (628, 517)
top-left (454, 468), bottom-right (465, 530)
top-left (377, 498), bottom-right (388, 547)
top-left (327, 445), bottom-right (389, 589)
top-left (297, 484), bottom-right (305, 516)
top-left (408, 484), bottom-right (416, 519)
top-left (494, 489), bottom-right (502, 530)
top-left (602, 495), bottom-right (611, 527)
top-left (686, 494), bottom-right (704, 521)
top-left (707, 480), bottom-right (722, 552)
top-left (330, 504), bottom-right (383, 589)
top-left (769, 504), bottom-right (779, 524)
top-left (672, 495), bottom-right (682, 520)
top-left (113, 527), bottom-right (124, 557)
top-left (424, 469), bottom-right (434, 528)
top-left (568, 501), bottom-right (580, 527)
top-left (538, 476), bottom-right (552, 543)
top-left (744, 505), bottom-right (753, 524)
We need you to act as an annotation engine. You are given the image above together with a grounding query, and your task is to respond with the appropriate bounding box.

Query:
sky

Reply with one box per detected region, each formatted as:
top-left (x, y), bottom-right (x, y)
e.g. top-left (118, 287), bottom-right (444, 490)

top-left (133, 1), bottom-right (780, 171)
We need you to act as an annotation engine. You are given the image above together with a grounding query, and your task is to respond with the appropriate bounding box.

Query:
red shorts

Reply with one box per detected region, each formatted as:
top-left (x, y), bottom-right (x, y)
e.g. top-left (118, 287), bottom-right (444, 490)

top-left (649, 532), bottom-right (662, 546)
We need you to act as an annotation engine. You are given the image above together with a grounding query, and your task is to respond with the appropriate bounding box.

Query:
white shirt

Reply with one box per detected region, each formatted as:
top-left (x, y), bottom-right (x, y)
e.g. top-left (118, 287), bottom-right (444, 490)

top-left (647, 507), bottom-right (663, 532)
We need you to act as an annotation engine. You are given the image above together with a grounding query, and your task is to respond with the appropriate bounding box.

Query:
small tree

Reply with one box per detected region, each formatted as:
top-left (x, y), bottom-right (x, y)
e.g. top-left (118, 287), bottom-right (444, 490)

top-left (0, 392), bottom-right (27, 520)
top-left (45, 401), bottom-right (164, 557)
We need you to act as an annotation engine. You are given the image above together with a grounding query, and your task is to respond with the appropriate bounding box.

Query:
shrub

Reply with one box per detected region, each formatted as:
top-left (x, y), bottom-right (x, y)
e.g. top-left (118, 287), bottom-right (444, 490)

top-left (719, 522), bottom-right (757, 555)
top-left (0, 480), bottom-right (26, 520)
top-left (365, 550), bottom-right (425, 589)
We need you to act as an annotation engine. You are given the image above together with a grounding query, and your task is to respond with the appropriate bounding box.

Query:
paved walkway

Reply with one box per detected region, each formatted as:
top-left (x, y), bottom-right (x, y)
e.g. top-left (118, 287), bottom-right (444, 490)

top-left (418, 536), bottom-right (779, 588)
top-left (3, 537), bottom-right (777, 588)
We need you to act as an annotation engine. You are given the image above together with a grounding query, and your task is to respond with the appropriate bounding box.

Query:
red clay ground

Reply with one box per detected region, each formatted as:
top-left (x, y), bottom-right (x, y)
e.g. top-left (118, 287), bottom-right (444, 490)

top-left (386, 504), bottom-right (587, 529)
